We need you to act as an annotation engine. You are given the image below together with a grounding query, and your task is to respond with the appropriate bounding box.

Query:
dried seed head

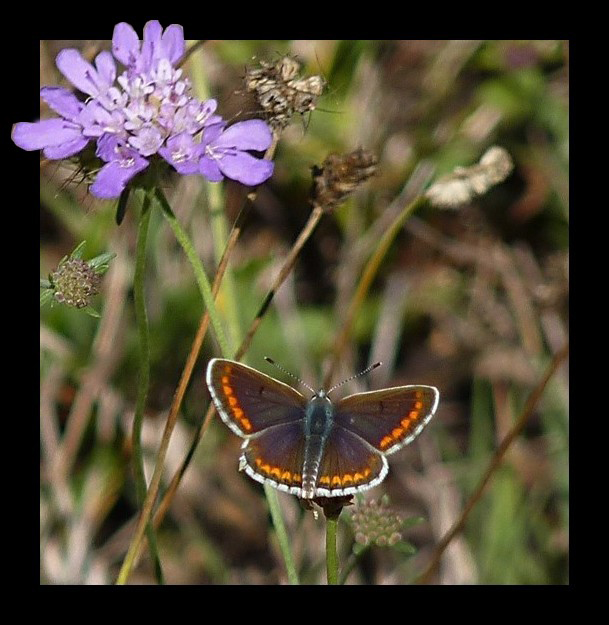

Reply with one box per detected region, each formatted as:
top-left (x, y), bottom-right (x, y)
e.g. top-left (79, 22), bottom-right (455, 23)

top-left (425, 146), bottom-right (514, 208)
top-left (51, 258), bottom-right (101, 309)
top-left (350, 498), bottom-right (404, 548)
top-left (312, 148), bottom-right (378, 211)
top-left (246, 56), bottom-right (326, 130)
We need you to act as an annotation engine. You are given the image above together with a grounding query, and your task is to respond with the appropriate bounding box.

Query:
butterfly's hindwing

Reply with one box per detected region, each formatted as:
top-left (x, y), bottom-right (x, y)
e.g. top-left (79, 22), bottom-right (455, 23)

top-left (334, 386), bottom-right (439, 455)
top-left (207, 358), bottom-right (307, 437)
top-left (314, 425), bottom-right (388, 497)
top-left (240, 421), bottom-right (307, 495)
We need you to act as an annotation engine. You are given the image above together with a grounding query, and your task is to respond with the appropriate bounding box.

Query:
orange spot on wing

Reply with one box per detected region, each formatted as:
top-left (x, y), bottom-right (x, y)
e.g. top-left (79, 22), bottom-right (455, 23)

top-left (270, 467), bottom-right (282, 478)
top-left (380, 435), bottom-right (393, 449)
top-left (392, 427), bottom-right (404, 439)
top-left (331, 475), bottom-right (342, 487)
top-left (319, 476), bottom-right (331, 486)
top-left (255, 457), bottom-right (263, 467)
top-left (401, 418), bottom-right (411, 429)
top-left (261, 463), bottom-right (271, 475)
top-left (363, 467), bottom-right (371, 478)
top-left (409, 410), bottom-right (419, 419)
top-left (241, 418), bottom-right (252, 431)
top-left (342, 474), bottom-right (353, 486)
top-left (282, 470), bottom-right (292, 481)
top-left (415, 390), bottom-right (423, 399)
top-left (228, 396), bottom-right (238, 407)
top-left (293, 473), bottom-right (301, 483)
top-left (223, 385), bottom-right (233, 396)
top-left (353, 472), bottom-right (364, 483)
top-left (414, 401), bottom-right (423, 410)
top-left (221, 376), bottom-right (230, 384)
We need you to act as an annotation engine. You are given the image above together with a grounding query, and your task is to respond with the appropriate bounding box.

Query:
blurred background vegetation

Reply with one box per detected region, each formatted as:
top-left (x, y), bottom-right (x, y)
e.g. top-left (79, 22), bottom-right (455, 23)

top-left (39, 39), bottom-right (568, 584)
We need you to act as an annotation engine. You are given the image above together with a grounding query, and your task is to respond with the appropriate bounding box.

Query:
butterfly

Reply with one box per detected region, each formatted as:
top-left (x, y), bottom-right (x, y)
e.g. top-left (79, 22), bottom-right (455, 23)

top-left (206, 358), bottom-right (439, 499)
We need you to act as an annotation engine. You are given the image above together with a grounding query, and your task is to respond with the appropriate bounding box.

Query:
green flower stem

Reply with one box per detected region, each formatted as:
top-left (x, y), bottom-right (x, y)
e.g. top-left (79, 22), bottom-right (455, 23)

top-left (117, 193), bottom-right (164, 585)
top-left (116, 187), bottom-right (231, 585)
top-left (264, 484), bottom-right (300, 585)
top-left (153, 187), bottom-right (229, 358)
top-left (325, 517), bottom-right (339, 585)
top-left (208, 181), bottom-right (240, 354)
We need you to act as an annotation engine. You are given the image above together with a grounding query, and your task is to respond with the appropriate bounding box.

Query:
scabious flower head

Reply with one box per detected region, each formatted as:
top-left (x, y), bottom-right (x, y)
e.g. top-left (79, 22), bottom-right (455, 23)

top-left (350, 498), bottom-right (403, 548)
top-left (51, 258), bottom-right (101, 309)
top-left (13, 22), bottom-right (274, 198)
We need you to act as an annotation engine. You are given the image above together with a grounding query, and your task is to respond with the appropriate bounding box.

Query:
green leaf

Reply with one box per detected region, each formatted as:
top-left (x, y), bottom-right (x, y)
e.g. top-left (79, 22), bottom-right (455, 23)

top-left (392, 541), bottom-right (417, 556)
top-left (40, 290), bottom-right (53, 308)
top-left (401, 516), bottom-right (426, 529)
top-left (84, 307), bottom-right (101, 318)
top-left (70, 240), bottom-right (87, 259)
top-left (89, 252), bottom-right (116, 273)
top-left (40, 279), bottom-right (52, 289)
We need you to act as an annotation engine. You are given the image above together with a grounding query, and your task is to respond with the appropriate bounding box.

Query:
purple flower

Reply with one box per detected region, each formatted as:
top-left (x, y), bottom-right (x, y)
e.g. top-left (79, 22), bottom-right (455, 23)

top-left (91, 135), bottom-right (150, 199)
top-left (12, 21), bottom-right (274, 199)
top-left (199, 120), bottom-right (274, 186)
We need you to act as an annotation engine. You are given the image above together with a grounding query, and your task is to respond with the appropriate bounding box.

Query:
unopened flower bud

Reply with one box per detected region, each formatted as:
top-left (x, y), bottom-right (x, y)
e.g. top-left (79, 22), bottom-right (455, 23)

top-left (350, 497), bottom-right (404, 548)
top-left (51, 258), bottom-right (101, 309)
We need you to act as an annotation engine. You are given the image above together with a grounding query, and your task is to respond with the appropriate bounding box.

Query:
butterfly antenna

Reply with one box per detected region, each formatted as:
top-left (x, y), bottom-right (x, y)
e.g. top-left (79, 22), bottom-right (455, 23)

top-left (264, 357), bottom-right (316, 394)
top-left (327, 362), bottom-right (382, 395)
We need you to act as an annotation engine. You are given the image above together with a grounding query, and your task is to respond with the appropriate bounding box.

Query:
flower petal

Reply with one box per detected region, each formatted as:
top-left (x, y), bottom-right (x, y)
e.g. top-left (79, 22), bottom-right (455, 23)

top-left (43, 136), bottom-right (89, 159)
top-left (217, 151), bottom-right (274, 186)
top-left (56, 49), bottom-right (102, 97)
top-left (112, 22), bottom-right (141, 68)
top-left (161, 25), bottom-right (185, 64)
top-left (95, 133), bottom-right (123, 162)
top-left (95, 51), bottom-right (116, 88)
top-left (159, 132), bottom-right (202, 174)
top-left (213, 120), bottom-right (273, 151)
top-left (199, 156), bottom-right (224, 182)
top-left (141, 20), bottom-right (163, 70)
top-left (90, 157), bottom-right (149, 198)
top-left (202, 122), bottom-right (226, 145)
top-left (12, 119), bottom-right (82, 151)
top-left (40, 87), bottom-right (84, 122)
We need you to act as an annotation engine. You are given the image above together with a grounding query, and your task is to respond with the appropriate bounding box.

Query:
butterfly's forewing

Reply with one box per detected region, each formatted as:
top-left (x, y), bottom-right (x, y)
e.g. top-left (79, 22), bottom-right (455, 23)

top-left (240, 422), bottom-right (307, 495)
top-left (206, 358), bottom-right (307, 437)
top-left (314, 425), bottom-right (388, 497)
top-left (334, 386), bottom-right (439, 455)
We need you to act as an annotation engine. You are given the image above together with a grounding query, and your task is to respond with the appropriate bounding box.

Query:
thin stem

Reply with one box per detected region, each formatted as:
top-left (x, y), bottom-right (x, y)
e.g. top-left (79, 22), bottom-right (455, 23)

top-left (414, 343), bottom-right (569, 584)
top-left (323, 195), bottom-right (428, 388)
top-left (264, 484), bottom-right (300, 585)
top-left (153, 197), bottom-right (322, 532)
top-left (208, 181), bottom-right (240, 353)
top-left (117, 192), bottom-right (164, 585)
top-left (235, 204), bottom-right (324, 361)
top-left (325, 517), bottom-right (339, 585)
top-left (153, 187), bottom-right (229, 358)
top-left (115, 187), bottom-right (232, 584)
top-left (126, 141), bottom-right (280, 572)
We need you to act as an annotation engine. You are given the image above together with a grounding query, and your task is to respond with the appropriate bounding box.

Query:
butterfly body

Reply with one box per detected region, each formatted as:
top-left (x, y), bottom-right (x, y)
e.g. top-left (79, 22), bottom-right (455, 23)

top-left (206, 358), bottom-right (439, 499)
